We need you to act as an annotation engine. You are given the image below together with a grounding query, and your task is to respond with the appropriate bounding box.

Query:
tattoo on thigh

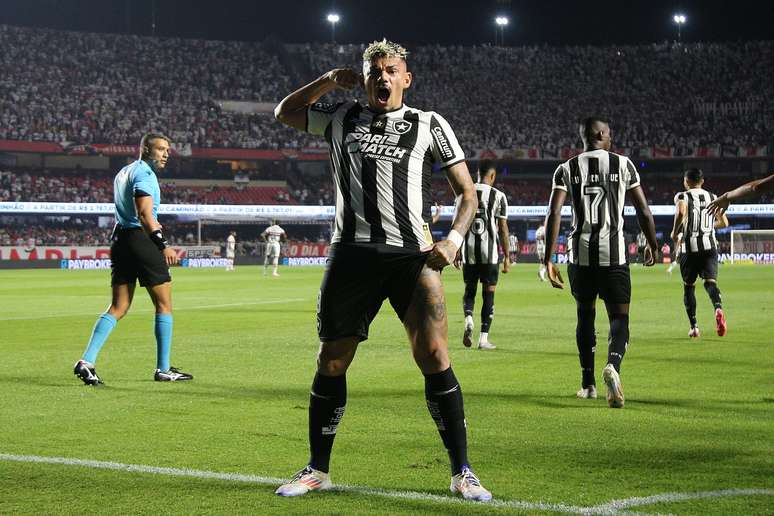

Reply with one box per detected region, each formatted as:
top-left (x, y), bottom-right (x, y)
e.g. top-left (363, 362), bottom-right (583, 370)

top-left (410, 267), bottom-right (447, 322)
top-left (429, 301), bottom-right (446, 321)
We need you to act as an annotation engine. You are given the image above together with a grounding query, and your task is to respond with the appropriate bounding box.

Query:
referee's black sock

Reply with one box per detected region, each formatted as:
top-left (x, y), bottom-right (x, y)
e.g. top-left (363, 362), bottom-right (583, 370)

top-left (463, 280), bottom-right (476, 317)
top-left (308, 372), bottom-right (347, 473)
top-left (480, 290), bottom-right (495, 333)
top-left (576, 307), bottom-right (596, 387)
top-left (703, 282), bottom-right (723, 310)
top-left (684, 284), bottom-right (698, 327)
top-left (425, 367), bottom-right (468, 475)
top-left (607, 314), bottom-right (629, 373)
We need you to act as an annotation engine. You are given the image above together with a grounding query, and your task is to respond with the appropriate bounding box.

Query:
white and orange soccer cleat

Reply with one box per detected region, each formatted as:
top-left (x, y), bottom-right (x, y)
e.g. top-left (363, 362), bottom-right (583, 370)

top-left (715, 308), bottom-right (727, 337)
top-left (602, 364), bottom-right (625, 409)
top-left (275, 466), bottom-right (332, 497)
top-left (688, 327), bottom-right (700, 338)
top-left (450, 466), bottom-right (492, 502)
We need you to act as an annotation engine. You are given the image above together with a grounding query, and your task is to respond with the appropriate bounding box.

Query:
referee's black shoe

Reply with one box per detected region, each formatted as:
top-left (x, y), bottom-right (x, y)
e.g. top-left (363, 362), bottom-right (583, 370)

top-left (74, 360), bottom-right (103, 386)
top-left (154, 367), bottom-right (193, 382)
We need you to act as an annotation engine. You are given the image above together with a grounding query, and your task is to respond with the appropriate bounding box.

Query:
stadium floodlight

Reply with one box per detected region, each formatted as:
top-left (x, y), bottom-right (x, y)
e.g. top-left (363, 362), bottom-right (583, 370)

top-left (494, 16), bottom-right (509, 46)
top-left (673, 14), bottom-right (687, 43)
top-left (327, 13), bottom-right (340, 43)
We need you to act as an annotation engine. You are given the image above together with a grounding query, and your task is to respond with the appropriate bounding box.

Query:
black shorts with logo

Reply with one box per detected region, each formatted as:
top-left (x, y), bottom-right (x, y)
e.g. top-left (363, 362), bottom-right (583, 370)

top-left (567, 263), bottom-right (631, 304)
top-left (317, 243), bottom-right (428, 342)
top-left (679, 250), bottom-right (719, 284)
top-left (462, 263), bottom-right (499, 286)
top-left (110, 227), bottom-right (171, 287)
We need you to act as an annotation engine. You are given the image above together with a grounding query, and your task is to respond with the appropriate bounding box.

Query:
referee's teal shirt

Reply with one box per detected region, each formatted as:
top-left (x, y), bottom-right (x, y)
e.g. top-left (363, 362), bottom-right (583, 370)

top-left (113, 160), bottom-right (161, 228)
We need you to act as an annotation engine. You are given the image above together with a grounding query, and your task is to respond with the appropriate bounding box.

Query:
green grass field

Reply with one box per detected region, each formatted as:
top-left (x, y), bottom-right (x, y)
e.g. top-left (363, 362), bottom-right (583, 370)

top-left (0, 263), bottom-right (772, 515)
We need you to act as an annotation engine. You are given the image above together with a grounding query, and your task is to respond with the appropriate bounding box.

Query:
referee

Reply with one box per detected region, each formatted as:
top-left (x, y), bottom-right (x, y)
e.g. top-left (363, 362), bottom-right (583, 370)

top-left (73, 133), bottom-right (192, 385)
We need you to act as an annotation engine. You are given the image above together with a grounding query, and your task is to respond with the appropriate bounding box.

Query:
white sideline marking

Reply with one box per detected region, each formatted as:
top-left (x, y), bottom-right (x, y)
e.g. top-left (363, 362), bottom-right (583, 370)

top-left (1, 453), bottom-right (771, 514)
top-left (0, 298), bottom-right (306, 321)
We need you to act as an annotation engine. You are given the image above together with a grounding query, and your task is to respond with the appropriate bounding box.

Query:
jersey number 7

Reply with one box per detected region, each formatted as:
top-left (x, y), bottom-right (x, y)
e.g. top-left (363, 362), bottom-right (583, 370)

top-left (582, 185), bottom-right (606, 225)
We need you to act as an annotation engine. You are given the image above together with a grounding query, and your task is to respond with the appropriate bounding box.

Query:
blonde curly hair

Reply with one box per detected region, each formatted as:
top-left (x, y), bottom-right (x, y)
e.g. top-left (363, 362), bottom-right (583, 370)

top-left (362, 38), bottom-right (409, 62)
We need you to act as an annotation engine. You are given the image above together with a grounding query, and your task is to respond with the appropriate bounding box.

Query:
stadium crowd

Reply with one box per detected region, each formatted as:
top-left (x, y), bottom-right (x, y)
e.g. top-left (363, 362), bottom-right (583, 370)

top-left (1, 24), bottom-right (772, 154)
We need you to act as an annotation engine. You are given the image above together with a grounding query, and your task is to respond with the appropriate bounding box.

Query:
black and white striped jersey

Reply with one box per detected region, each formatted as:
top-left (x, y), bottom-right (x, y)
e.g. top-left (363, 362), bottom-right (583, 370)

top-left (552, 149), bottom-right (641, 266)
top-left (459, 183), bottom-right (508, 265)
top-left (674, 188), bottom-right (718, 254)
top-left (306, 100), bottom-right (465, 250)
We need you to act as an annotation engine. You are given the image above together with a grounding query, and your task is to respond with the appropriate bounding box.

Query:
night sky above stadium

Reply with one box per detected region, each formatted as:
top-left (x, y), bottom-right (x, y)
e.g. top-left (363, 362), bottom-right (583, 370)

top-left (1, 0), bottom-right (771, 46)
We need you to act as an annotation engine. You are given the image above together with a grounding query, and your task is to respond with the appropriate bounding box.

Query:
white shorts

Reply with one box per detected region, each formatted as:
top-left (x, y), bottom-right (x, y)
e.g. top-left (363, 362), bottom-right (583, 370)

top-left (265, 242), bottom-right (280, 259)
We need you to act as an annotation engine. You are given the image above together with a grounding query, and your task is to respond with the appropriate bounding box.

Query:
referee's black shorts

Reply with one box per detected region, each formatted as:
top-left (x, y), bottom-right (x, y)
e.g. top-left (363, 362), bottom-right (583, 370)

top-left (567, 263), bottom-right (631, 304)
top-left (679, 250), bottom-right (719, 284)
top-left (316, 243), bottom-right (428, 342)
top-left (110, 228), bottom-right (171, 288)
top-left (462, 263), bottom-right (499, 285)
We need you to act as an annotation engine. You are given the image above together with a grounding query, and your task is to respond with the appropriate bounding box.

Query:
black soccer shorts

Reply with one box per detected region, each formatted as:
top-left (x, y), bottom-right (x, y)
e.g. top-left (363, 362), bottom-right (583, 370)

top-left (679, 250), bottom-right (719, 284)
top-left (462, 263), bottom-right (499, 286)
top-left (110, 228), bottom-right (171, 287)
top-left (316, 243), bottom-right (429, 342)
top-left (567, 263), bottom-right (631, 304)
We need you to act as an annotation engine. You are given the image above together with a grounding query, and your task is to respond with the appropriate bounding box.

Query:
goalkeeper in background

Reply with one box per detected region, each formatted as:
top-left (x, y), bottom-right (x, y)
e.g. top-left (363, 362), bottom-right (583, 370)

top-left (73, 133), bottom-right (193, 385)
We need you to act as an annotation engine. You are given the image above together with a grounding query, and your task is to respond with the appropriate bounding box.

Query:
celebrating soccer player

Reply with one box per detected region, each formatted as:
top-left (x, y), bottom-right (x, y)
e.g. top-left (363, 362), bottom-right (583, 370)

top-left (73, 133), bottom-right (192, 385)
top-left (542, 118), bottom-right (657, 408)
top-left (272, 39), bottom-right (491, 501)
top-left (457, 160), bottom-right (510, 350)
top-left (671, 168), bottom-right (729, 338)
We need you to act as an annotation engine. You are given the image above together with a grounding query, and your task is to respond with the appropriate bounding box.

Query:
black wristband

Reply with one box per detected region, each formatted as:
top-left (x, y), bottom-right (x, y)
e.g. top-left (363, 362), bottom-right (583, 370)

top-left (149, 229), bottom-right (169, 250)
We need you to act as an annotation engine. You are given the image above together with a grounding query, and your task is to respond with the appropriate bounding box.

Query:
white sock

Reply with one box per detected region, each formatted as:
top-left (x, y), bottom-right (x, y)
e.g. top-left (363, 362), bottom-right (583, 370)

top-left (479, 332), bottom-right (489, 344)
top-left (464, 315), bottom-right (473, 328)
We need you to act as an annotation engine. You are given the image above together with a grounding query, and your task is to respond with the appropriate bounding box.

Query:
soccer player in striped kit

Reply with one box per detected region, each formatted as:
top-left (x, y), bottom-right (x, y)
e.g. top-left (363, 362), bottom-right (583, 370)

top-left (273, 39), bottom-right (491, 501)
top-left (671, 168), bottom-right (729, 337)
top-left (458, 160), bottom-right (510, 350)
top-left (543, 117), bottom-right (658, 408)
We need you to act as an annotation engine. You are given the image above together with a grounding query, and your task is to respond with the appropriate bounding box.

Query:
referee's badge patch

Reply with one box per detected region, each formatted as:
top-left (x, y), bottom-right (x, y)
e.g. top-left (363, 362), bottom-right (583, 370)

top-left (390, 119), bottom-right (413, 135)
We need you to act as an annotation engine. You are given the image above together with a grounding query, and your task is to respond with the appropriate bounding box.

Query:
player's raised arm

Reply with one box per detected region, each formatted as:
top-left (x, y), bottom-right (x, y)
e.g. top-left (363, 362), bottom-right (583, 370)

top-left (274, 69), bottom-right (362, 131)
top-left (627, 186), bottom-right (658, 266)
top-left (707, 173), bottom-right (774, 216)
top-left (426, 161), bottom-right (477, 270)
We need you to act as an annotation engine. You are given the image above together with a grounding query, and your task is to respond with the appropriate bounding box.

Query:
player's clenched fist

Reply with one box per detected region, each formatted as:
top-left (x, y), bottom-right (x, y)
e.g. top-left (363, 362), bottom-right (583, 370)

top-left (325, 68), bottom-right (363, 90)
top-left (426, 239), bottom-right (457, 271)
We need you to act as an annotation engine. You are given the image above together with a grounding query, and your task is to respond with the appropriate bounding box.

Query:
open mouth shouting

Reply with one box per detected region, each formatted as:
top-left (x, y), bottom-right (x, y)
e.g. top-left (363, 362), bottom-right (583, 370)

top-left (376, 85), bottom-right (391, 105)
